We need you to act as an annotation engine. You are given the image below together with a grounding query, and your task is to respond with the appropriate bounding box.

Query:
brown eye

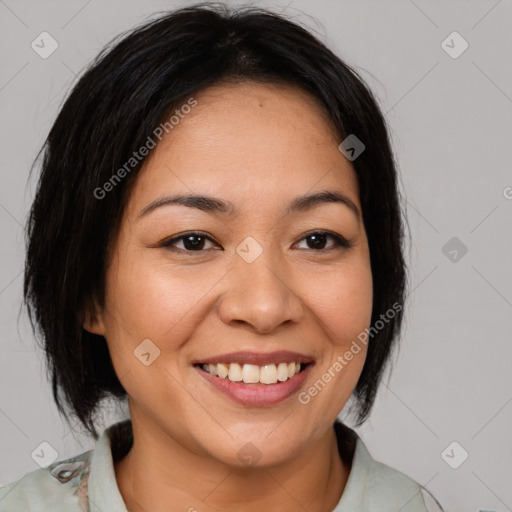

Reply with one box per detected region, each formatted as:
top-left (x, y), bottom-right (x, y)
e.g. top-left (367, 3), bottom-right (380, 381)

top-left (161, 232), bottom-right (219, 252)
top-left (295, 231), bottom-right (352, 251)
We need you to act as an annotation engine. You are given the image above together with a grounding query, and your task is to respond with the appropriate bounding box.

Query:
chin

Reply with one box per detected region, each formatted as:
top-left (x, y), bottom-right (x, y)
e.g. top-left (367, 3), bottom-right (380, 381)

top-left (204, 431), bottom-right (306, 470)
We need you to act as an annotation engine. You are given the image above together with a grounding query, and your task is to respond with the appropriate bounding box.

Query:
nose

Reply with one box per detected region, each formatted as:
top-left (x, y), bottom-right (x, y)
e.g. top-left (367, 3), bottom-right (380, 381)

top-left (216, 248), bottom-right (304, 334)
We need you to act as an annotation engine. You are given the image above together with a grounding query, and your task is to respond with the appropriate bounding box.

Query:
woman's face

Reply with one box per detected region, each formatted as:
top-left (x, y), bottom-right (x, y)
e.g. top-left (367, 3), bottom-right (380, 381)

top-left (86, 81), bottom-right (373, 467)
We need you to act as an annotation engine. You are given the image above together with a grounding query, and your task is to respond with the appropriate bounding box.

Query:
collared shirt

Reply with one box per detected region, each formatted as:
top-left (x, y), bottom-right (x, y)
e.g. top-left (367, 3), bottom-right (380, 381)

top-left (0, 419), bottom-right (443, 511)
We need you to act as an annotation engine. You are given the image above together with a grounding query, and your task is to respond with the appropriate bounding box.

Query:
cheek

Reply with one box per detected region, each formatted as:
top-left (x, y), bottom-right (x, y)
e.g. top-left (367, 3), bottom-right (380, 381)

top-left (294, 261), bottom-right (372, 425)
top-left (308, 262), bottom-right (373, 344)
top-left (101, 260), bottom-right (208, 414)
top-left (102, 254), bottom-right (223, 359)
top-left (307, 259), bottom-right (372, 391)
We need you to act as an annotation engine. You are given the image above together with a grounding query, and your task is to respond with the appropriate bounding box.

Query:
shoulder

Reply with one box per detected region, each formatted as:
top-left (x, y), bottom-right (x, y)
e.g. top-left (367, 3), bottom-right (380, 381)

top-left (333, 421), bottom-right (444, 511)
top-left (0, 448), bottom-right (93, 512)
top-left (352, 439), bottom-right (444, 511)
top-left (362, 451), bottom-right (443, 511)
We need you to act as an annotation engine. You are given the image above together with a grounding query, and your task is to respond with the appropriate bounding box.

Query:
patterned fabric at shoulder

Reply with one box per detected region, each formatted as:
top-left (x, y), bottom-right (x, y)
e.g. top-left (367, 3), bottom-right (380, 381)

top-left (0, 448), bottom-right (94, 512)
top-left (47, 450), bottom-right (93, 511)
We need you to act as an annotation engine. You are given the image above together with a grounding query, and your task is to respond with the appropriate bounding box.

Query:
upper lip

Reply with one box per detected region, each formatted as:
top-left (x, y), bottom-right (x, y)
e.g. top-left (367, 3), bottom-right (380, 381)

top-left (193, 350), bottom-right (315, 366)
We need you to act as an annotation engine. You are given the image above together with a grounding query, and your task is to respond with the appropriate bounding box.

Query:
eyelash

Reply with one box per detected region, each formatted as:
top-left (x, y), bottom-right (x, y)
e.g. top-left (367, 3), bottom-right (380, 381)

top-left (160, 230), bottom-right (353, 254)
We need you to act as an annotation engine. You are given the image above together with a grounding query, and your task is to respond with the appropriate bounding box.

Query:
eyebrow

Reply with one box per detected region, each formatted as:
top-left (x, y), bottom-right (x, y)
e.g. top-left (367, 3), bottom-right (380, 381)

top-left (137, 190), bottom-right (360, 220)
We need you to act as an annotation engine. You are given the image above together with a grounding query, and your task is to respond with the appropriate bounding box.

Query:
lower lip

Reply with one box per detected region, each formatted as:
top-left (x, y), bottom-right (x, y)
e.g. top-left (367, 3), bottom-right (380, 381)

top-left (194, 364), bottom-right (314, 406)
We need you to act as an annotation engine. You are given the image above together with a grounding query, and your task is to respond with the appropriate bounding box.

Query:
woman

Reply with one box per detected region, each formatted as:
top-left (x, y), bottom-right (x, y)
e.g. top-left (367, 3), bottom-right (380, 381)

top-left (0, 3), bottom-right (444, 511)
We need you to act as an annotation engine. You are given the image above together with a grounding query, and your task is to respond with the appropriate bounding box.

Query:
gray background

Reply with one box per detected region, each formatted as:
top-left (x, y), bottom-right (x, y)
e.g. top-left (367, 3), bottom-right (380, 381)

top-left (1, 0), bottom-right (511, 510)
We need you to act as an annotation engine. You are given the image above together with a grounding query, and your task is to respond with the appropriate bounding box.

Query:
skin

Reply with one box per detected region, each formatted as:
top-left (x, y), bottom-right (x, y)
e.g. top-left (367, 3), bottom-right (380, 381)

top-left (84, 81), bottom-right (373, 512)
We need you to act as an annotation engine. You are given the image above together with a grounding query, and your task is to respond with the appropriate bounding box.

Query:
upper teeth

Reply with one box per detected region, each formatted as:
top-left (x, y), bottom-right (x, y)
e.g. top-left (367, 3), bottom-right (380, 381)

top-left (201, 362), bottom-right (302, 384)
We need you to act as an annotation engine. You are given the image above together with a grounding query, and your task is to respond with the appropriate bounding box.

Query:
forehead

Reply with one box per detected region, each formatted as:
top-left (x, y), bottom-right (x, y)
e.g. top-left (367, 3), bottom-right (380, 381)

top-left (126, 81), bottom-right (360, 217)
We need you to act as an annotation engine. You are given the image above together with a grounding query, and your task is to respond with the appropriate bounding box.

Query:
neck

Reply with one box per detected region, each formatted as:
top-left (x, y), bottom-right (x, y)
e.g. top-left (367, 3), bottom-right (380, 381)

top-left (114, 417), bottom-right (350, 512)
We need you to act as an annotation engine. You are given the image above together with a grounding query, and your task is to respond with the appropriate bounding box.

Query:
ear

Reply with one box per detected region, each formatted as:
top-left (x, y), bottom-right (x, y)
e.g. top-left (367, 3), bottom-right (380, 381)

top-left (82, 296), bottom-right (106, 336)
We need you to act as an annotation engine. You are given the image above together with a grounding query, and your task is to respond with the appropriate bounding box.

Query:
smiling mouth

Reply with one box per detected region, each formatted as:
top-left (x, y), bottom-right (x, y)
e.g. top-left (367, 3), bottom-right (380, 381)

top-left (194, 362), bottom-right (312, 385)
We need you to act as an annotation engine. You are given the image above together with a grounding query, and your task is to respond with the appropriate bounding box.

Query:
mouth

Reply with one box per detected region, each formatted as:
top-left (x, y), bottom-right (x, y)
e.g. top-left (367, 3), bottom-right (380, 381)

top-left (191, 351), bottom-right (315, 406)
top-left (194, 361), bottom-right (312, 384)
